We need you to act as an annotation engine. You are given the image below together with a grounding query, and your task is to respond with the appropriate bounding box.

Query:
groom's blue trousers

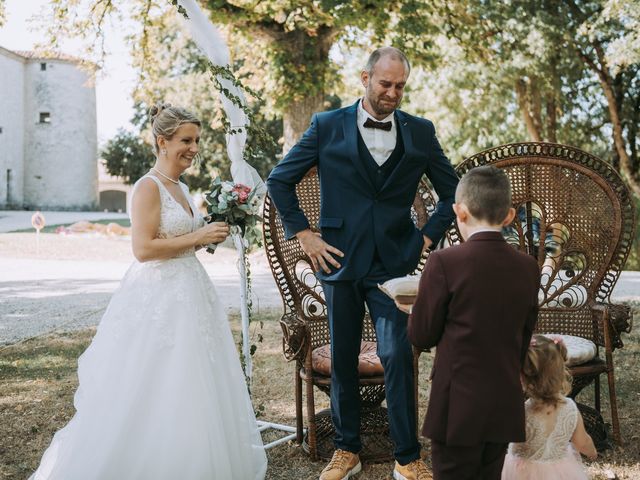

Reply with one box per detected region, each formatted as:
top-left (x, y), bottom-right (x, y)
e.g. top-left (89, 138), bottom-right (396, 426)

top-left (321, 257), bottom-right (421, 465)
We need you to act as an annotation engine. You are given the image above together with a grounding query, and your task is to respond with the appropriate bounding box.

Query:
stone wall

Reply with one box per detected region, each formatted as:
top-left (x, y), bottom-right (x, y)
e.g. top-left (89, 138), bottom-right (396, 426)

top-left (23, 59), bottom-right (98, 210)
top-left (0, 50), bottom-right (26, 208)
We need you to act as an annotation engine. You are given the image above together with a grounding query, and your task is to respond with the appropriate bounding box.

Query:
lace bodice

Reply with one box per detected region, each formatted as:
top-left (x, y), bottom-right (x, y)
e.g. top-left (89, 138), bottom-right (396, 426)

top-left (136, 174), bottom-right (204, 257)
top-left (509, 398), bottom-right (578, 462)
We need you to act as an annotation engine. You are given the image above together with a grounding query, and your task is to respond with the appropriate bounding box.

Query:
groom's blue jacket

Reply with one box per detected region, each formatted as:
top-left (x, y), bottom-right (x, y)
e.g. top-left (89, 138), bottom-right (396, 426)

top-left (267, 100), bottom-right (459, 281)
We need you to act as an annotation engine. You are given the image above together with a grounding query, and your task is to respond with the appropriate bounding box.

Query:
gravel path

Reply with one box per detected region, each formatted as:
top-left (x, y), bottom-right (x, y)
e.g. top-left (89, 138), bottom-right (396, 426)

top-left (0, 233), bottom-right (282, 345)
top-left (0, 210), bottom-right (129, 233)
top-left (1, 231), bottom-right (638, 345)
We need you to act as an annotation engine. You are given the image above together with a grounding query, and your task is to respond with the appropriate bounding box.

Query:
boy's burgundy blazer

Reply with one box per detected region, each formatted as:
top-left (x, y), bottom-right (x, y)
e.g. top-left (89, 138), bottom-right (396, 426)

top-left (408, 231), bottom-right (539, 446)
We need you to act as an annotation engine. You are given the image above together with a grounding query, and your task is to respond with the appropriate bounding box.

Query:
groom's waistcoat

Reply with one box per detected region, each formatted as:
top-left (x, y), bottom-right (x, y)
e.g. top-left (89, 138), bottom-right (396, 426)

top-left (266, 101), bottom-right (459, 282)
top-left (356, 127), bottom-right (405, 193)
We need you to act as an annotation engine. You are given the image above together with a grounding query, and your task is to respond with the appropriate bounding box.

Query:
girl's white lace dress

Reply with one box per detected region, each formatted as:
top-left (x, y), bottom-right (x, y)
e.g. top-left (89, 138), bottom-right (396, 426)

top-left (30, 175), bottom-right (267, 480)
top-left (502, 397), bottom-right (588, 480)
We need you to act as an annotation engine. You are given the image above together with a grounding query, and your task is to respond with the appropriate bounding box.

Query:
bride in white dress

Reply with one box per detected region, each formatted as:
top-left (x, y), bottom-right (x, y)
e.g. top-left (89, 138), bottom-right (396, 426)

top-left (30, 104), bottom-right (268, 480)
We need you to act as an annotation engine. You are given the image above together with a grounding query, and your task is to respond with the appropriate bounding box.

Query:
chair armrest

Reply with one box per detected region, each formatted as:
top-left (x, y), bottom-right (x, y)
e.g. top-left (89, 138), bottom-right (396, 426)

top-left (279, 312), bottom-right (310, 362)
top-left (591, 303), bottom-right (632, 350)
top-left (608, 302), bottom-right (633, 334)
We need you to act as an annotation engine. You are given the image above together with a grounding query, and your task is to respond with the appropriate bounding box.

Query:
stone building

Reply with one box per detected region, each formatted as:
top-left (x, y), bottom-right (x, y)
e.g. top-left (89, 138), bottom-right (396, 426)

top-left (0, 46), bottom-right (98, 210)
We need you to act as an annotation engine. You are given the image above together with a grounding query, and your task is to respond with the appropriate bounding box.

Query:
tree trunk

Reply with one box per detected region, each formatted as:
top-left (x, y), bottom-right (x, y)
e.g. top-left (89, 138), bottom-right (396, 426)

top-left (515, 78), bottom-right (543, 141)
top-left (598, 70), bottom-right (640, 197)
top-left (269, 27), bottom-right (335, 154)
top-left (578, 44), bottom-right (640, 197)
top-left (628, 86), bottom-right (639, 174)
top-left (546, 95), bottom-right (557, 143)
top-left (282, 93), bottom-right (325, 154)
top-left (530, 77), bottom-right (544, 138)
top-left (622, 67), bottom-right (639, 175)
top-left (545, 55), bottom-right (559, 143)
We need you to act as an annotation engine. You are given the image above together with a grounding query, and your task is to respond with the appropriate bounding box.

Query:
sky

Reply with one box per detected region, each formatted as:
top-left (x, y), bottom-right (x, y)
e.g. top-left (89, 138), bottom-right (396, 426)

top-left (0, 0), bottom-right (137, 144)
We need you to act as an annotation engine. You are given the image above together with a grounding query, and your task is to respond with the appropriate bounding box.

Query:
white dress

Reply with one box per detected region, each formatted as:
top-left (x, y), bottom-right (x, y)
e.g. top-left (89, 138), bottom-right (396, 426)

top-left (30, 174), bottom-right (268, 480)
top-left (502, 398), bottom-right (588, 480)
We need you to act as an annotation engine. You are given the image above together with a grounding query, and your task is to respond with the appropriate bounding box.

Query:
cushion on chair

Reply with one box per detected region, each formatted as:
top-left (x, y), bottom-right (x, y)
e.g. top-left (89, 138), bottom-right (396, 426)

top-left (541, 334), bottom-right (597, 367)
top-left (312, 341), bottom-right (384, 377)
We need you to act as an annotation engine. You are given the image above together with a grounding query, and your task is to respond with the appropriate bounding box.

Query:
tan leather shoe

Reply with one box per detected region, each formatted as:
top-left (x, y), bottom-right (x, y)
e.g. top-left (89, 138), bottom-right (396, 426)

top-left (319, 449), bottom-right (362, 480)
top-left (393, 459), bottom-right (433, 480)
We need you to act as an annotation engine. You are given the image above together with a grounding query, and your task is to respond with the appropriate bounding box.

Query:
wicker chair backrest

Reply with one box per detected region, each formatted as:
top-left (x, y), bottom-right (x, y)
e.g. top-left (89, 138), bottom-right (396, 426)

top-left (452, 143), bottom-right (636, 343)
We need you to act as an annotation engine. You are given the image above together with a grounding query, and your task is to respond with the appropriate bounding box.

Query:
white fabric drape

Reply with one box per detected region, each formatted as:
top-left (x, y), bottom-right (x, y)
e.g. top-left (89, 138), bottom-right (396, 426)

top-left (178, 0), bottom-right (269, 383)
top-left (178, 0), bottom-right (266, 196)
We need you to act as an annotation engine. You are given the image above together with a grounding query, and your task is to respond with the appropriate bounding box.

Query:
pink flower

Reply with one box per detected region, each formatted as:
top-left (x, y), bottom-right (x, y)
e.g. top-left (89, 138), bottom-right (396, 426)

top-left (232, 184), bottom-right (252, 204)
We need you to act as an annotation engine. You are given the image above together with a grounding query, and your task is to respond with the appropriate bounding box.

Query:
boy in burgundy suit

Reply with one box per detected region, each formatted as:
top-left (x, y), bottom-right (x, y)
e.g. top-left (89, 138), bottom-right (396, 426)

top-left (399, 166), bottom-right (539, 480)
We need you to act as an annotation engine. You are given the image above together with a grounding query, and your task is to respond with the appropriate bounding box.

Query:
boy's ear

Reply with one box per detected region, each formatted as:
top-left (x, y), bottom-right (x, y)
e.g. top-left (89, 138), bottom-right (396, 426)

top-left (453, 203), bottom-right (468, 223)
top-left (502, 207), bottom-right (516, 226)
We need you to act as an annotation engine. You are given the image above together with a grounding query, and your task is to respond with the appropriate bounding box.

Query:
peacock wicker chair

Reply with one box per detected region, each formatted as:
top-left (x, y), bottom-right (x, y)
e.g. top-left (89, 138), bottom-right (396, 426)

top-left (263, 167), bottom-right (438, 461)
top-left (450, 142), bottom-right (636, 446)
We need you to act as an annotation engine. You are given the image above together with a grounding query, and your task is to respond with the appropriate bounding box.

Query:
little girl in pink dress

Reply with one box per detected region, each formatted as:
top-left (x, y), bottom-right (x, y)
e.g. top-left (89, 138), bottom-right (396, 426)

top-left (502, 335), bottom-right (597, 480)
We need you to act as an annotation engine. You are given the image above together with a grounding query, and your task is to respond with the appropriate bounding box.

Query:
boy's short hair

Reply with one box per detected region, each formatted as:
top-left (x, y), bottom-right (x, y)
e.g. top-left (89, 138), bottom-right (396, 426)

top-left (456, 166), bottom-right (512, 224)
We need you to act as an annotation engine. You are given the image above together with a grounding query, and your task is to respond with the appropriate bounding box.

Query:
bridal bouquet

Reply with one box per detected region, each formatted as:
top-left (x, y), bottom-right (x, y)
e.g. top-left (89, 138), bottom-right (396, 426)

top-left (204, 177), bottom-right (262, 253)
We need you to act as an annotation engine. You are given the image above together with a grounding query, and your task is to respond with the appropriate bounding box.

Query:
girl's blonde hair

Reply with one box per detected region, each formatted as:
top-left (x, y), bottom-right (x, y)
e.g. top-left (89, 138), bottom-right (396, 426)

top-left (149, 103), bottom-right (201, 155)
top-left (522, 334), bottom-right (572, 406)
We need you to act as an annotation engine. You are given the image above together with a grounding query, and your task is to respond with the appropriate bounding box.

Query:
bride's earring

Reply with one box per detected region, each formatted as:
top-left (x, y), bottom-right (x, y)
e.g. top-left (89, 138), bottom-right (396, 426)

top-left (161, 149), bottom-right (167, 156)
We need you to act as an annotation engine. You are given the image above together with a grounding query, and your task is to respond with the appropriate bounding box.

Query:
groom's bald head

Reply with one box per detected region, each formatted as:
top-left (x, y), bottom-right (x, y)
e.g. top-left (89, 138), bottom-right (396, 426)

top-left (365, 47), bottom-right (411, 76)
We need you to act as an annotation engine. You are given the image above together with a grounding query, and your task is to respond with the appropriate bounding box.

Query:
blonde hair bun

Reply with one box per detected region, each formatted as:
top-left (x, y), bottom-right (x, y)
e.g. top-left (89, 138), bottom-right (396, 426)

top-left (149, 102), bottom-right (172, 120)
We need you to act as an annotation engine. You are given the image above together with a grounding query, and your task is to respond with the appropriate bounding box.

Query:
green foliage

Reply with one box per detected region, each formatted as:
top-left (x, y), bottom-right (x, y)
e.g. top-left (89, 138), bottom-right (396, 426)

top-left (0, 1), bottom-right (6, 27)
top-left (597, 0), bottom-right (640, 69)
top-left (203, 1), bottom-right (443, 111)
top-left (117, 9), bottom-right (282, 191)
top-left (206, 63), bottom-right (278, 162)
top-left (101, 129), bottom-right (155, 185)
top-left (38, 0), bottom-right (639, 236)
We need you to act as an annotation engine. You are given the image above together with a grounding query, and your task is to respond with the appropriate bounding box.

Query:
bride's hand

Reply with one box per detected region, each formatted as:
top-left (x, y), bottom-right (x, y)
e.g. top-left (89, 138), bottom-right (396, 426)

top-left (196, 222), bottom-right (230, 245)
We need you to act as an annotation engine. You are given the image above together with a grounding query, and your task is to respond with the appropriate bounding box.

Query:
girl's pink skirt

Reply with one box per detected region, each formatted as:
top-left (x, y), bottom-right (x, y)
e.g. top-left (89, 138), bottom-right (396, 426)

top-left (501, 445), bottom-right (589, 480)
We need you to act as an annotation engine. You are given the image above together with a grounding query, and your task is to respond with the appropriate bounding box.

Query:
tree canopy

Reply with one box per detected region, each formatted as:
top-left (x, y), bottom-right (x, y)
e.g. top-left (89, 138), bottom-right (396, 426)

top-left (408, 0), bottom-right (640, 196)
top-left (37, 0), bottom-right (639, 199)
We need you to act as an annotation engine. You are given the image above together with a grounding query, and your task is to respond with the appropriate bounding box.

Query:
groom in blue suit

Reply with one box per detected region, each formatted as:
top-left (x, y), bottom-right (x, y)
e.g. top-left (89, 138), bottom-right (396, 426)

top-left (267, 47), bottom-right (458, 480)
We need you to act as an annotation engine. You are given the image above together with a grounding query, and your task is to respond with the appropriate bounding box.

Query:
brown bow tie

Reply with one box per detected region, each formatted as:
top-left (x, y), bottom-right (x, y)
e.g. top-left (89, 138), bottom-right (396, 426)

top-left (364, 117), bottom-right (392, 131)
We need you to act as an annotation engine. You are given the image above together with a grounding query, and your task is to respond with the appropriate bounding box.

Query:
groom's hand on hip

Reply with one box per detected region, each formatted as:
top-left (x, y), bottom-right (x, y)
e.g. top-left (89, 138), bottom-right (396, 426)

top-left (296, 229), bottom-right (344, 274)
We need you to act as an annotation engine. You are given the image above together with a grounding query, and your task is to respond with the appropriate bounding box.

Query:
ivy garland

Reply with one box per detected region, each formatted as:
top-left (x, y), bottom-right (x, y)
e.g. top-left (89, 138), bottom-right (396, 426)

top-left (171, 1), bottom-right (276, 159)
top-left (170, 0), bottom-right (275, 383)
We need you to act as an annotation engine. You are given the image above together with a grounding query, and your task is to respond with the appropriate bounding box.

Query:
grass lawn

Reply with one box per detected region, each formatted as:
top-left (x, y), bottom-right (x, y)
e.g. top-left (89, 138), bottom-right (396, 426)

top-left (1, 305), bottom-right (638, 479)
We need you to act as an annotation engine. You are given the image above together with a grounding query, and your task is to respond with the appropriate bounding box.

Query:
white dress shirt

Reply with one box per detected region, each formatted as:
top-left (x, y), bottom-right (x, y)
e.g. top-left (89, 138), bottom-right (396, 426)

top-left (356, 98), bottom-right (397, 166)
top-left (467, 227), bottom-right (503, 238)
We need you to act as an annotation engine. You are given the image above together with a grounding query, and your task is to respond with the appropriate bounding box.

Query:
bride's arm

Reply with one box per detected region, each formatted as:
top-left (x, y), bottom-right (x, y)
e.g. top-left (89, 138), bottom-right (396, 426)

top-left (131, 178), bottom-right (228, 262)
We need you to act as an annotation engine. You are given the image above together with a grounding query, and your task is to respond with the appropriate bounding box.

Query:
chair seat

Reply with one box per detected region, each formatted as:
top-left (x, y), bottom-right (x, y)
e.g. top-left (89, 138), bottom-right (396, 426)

top-left (541, 334), bottom-right (597, 367)
top-left (312, 341), bottom-right (384, 377)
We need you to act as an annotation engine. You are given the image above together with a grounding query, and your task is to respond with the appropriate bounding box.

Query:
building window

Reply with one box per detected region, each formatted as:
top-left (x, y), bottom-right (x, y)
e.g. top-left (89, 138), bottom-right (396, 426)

top-left (39, 112), bottom-right (51, 124)
top-left (0, 127), bottom-right (3, 133)
top-left (41, 63), bottom-right (47, 71)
